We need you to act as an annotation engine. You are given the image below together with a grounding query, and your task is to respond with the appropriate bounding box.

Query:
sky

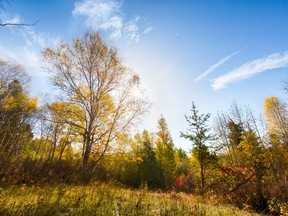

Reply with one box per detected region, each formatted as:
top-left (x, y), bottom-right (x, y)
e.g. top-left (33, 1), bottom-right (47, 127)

top-left (1, 0), bottom-right (288, 151)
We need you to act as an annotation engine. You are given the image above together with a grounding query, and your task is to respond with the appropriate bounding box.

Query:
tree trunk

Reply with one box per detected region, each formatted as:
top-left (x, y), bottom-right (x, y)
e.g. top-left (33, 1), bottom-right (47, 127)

top-left (82, 146), bottom-right (90, 169)
top-left (254, 162), bottom-right (268, 212)
top-left (82, 132), bottom-right (92, 169)
top-left (200, 161), bottom-right (205, 195)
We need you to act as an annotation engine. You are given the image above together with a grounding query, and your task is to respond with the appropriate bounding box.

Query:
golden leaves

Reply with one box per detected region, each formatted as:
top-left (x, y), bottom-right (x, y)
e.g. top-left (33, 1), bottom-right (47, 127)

top-left (2, 92), bottom-right (38, 113)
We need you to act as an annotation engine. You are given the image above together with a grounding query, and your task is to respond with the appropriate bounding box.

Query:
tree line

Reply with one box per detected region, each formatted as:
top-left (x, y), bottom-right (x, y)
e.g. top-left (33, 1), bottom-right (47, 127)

top-left (1, 32), bottom-right (288, 214)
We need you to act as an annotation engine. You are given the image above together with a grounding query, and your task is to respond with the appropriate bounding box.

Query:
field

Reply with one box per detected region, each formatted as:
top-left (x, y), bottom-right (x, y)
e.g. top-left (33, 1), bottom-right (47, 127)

top-left (0, 182), bottom-right (259, 216)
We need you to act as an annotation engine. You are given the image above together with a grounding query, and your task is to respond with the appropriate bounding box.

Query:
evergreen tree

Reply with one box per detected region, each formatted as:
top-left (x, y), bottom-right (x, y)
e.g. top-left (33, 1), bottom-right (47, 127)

top-left (227, 120), bottom-right (244, 166)
top-left (180, 102), bottom-right (216, 194)
top-left (135, 130), bottom-right (164, 188)
top-left (0, 79), bottom-right (37, 159)
top-left (155, 116), bottom-right (176, 189)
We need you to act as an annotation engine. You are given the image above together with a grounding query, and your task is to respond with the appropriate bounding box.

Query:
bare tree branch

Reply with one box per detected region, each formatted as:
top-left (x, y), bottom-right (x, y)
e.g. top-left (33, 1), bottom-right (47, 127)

top-left (0, 19), bottom-right (39, 27)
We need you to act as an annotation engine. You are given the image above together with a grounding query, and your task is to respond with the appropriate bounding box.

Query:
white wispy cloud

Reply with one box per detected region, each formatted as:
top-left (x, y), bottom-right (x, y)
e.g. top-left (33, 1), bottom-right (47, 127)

top-left (124, 16), bottom-right (140, 43)
top-left (72, 0), bottom-right (153, 43)
top-left (22, 30), bottom-right (46, 47)
top-left (2, 14), bottom-right (21, 24)
top-left (0, 25), bottom-right (62, 96)
top-left (143, 27), bottom-right (153, 34)
top-left (0, 24), bottom-right (60, 78)
top-left (211, 52), bottom-right (288, 90)
top-left (21, 29), bottom-right (60, 48)
top-left (73, 0), bottom-right (123, 40)
top-left (195, 51), bottom-right (239, 82)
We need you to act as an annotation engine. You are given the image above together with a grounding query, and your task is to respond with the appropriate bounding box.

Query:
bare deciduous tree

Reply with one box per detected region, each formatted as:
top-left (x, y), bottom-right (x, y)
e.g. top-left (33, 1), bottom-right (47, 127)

top-left (43, 32), bottom-right (149, 170)
top-left (0, 59), bottom-right (37, 159)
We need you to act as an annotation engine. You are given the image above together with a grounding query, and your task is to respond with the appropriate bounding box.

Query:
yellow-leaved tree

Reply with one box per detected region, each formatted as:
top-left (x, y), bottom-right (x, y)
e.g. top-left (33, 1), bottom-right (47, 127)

top-left (0, 59), bottom-right (38, 160)
top-left (264, 96), bottom-right (288, 144)
top-left (264, 96), bottom-right (288, 205)
top-left (43, 32), bottom-right (149, 171)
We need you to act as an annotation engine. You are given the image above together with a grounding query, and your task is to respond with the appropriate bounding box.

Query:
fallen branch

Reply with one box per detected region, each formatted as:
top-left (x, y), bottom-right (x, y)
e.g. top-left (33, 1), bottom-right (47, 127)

top-left (225, 172), bottom-right (255, 195)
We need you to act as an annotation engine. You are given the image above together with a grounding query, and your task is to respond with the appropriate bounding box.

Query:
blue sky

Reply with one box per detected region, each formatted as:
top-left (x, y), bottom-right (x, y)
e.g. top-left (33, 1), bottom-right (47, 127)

top-left (1, 0), bottom-right (288, 151)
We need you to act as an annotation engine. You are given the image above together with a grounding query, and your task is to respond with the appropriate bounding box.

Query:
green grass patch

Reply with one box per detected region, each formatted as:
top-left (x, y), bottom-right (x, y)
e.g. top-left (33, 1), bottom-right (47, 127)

top-left (0, 183), bottom-right (259, 216)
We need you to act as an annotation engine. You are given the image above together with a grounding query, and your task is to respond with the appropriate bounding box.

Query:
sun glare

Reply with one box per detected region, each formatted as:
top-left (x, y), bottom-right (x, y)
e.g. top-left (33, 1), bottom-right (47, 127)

top-left (130, 85), bottom-right (143, 98)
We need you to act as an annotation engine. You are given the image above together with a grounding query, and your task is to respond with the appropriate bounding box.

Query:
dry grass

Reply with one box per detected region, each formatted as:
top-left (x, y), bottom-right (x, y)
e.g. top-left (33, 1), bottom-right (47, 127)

top-left (0, 182), bottom-right (260, 216)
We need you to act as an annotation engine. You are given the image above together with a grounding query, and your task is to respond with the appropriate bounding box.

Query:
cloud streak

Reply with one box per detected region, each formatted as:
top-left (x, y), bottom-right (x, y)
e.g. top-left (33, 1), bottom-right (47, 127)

top-left (2, 15), bottom-right (21, 24)
top-left (211, 52), bottom-right (288, 90)
top-left (124, 16), bottom-right (140, 43)
top-left (195, 51), bottom-right (239, 82)
top-left (73, 0), bottom-right (123, 39)
top-left (72, 0), bottom-right (153, 43)
top-left (0, 25), bottom-right (60, 82)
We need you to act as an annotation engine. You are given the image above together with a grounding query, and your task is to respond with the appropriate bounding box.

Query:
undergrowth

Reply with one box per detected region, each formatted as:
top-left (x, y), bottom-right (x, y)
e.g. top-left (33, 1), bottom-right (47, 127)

top-left (0, 182), bottom-right (260, 216)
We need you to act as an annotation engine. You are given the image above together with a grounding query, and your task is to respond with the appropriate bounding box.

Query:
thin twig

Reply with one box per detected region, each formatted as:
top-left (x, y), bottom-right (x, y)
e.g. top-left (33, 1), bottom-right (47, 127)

top-left (0, 19), bottom-right (39, 27)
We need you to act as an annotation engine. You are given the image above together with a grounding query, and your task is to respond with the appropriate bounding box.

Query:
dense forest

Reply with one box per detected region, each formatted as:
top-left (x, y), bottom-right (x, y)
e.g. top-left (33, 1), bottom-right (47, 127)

top-left (1, 32), bottom-right (288, 215)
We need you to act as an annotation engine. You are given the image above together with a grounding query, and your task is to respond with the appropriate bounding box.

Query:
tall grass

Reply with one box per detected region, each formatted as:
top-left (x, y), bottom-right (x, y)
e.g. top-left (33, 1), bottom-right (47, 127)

top-left (0, 182), bottom-right (259, 216)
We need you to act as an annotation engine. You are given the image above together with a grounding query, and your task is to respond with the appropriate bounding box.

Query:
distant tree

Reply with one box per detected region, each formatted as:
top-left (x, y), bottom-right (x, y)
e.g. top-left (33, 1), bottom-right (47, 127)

top-left (43, 32), bottom-right (149, 170)
top-left (263, 96), bottom-right (288, 209)
top-left (175, 148), bottom-right (188, 160)
top-left (264, 96), bottom-right (288, 144)
top-left (155, 115), bottom-right (176, 189)
top-left (0, 59), bottom-right (38, 159)
top-left (0, 59), bottom-right (30, 90)
top-left (215, 102), bottom-right (269, 212)
top-left (215, 102), bottom-right (265, 167)
top-left (180, 102), bottom-right (216, 194)
top-left (226, 120), bottom-right (244, 166)
top-left (40, 102), bottom-right (75, 162)
top-left (228, 120), bottom-right (243, 148)
top-left (174, 148), bottom-right (192, 191)
top-left (239, 130), bottom-right (267, 211)
top-left (135, 130), bottom-right (164, 188)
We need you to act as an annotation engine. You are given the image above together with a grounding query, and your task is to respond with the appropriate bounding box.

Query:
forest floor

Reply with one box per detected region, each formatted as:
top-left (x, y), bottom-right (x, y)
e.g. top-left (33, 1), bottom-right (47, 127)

top-left (0, 182), bottom-right (260, 216)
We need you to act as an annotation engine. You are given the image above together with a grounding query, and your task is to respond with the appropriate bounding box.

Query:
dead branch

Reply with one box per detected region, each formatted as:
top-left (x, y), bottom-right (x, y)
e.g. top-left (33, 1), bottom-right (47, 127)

top-left (0, 19), bottom-right (39, 27)
top-left (225, 172), bottom-right (255, 195)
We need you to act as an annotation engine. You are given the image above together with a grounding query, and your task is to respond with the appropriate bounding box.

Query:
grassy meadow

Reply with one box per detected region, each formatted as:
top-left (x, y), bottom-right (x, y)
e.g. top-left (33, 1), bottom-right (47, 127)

top-left (0, 182), bottom-right (260, 216)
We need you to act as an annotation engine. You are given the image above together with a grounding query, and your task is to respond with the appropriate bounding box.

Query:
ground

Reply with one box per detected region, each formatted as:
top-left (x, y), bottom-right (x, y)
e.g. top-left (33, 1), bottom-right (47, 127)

top-left (0, 182), bottom-right (260, 216)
